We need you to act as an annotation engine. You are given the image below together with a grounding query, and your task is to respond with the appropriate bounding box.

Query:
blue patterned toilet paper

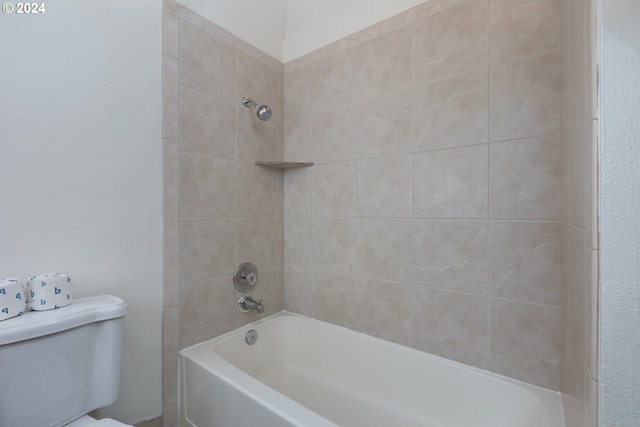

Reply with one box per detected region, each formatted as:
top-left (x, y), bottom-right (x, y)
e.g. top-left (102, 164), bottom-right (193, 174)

top-left (0, 278), bottom-right (27, 321)
top-left (27, 273), bottom-right (73, 311)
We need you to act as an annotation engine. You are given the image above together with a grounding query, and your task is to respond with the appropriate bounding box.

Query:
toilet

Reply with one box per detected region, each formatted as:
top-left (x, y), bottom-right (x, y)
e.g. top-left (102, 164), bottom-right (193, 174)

top-left (0, 294), bottom-right (133, 427)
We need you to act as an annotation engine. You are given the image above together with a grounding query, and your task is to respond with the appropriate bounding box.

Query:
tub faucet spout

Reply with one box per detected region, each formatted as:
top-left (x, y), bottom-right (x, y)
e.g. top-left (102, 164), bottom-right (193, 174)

top-left (239, 295), bottom-right (264, 313)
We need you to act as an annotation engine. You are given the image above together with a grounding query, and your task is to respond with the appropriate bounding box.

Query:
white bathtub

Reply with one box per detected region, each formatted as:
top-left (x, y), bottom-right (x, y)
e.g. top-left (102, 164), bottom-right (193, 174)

top-left (179, 311), bottom-right (564, 427)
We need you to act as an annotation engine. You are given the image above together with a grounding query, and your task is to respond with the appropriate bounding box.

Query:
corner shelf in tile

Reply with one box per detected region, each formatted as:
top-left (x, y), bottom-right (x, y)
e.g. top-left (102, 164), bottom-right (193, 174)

top-left (254, 161), bottom-right (314, 169)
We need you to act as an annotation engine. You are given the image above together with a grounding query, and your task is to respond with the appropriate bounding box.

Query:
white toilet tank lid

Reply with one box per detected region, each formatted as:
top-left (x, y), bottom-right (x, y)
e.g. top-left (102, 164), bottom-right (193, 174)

top-left (0, 294), bottom-right (127, 345)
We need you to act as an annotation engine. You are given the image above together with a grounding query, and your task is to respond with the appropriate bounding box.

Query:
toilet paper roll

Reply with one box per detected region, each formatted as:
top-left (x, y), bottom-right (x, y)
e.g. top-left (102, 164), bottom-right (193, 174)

top-left (0, 278), bottom-right (27, 321)
top-left (27, 273), bottom-right (73, 311)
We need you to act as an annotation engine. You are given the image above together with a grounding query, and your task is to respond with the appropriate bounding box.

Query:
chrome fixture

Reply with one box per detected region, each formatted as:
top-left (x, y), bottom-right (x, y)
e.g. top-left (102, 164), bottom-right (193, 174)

top-left (245, 329), bottom-right (258, 345)
top-left (233, 262), bottom-right (258, 293)
top-left (234, 262), bottom-right (264, 314)
top-left (242, 97), bottom-right (272, 121)
top-left (238, 295), bottom-right (264, 313)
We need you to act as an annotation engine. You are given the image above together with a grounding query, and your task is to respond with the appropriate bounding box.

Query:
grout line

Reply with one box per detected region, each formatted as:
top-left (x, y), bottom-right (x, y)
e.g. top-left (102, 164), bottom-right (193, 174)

top-left (486, 0), bottom-right (493, 369)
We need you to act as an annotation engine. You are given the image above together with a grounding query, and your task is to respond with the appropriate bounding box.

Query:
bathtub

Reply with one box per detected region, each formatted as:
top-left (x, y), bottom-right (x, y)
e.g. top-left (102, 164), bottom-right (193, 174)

top-left (179, 311), bottom-right (564, 427)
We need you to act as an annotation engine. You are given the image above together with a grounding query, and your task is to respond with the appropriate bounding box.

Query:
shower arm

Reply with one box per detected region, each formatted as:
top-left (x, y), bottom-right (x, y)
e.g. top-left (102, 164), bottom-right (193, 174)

top-left (242, 97), bottom-right (258, 108)
top-left (242, 96), bottom-right (272, 121)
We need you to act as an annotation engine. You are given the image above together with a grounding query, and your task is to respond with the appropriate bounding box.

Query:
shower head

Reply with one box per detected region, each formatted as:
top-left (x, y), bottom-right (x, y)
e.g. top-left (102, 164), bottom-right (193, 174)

top-left (242, 97), bottom-right (272, 121)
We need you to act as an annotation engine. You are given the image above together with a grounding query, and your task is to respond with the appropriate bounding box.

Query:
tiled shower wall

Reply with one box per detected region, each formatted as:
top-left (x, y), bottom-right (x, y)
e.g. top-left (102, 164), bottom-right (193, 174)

top-left (161, 1), bottom-right (284, 425)
top-left (159, 0), bottom-right (598, 424)
top-left (560, 0), bottom-right (598, 425)
top-left (283, 0), bottom-right (563, 391)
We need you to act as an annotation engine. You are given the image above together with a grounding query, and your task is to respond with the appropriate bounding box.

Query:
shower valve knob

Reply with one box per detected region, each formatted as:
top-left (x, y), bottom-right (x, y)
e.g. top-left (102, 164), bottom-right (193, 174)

top-left (243, 272), bottom-right (257, 286)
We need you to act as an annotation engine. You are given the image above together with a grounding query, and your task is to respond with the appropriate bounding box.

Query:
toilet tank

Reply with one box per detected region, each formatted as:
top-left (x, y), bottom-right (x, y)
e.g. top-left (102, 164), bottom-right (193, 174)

top-left (0, 295), bottom-right (128, 427)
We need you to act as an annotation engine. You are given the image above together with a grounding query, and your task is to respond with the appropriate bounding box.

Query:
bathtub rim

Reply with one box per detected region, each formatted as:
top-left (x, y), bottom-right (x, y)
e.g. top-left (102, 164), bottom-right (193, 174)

top-left (179, 310), bottom-right (565, 427)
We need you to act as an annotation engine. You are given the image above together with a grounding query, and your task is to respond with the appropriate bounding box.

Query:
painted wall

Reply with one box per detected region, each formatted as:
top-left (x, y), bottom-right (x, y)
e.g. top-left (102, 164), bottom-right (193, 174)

top-left (599, 0), bottom-right (640, 424)
top-left (284, 0), bottom-right (429, 61)
top-left (174, 0), bottom-right (429, 62)
top-left (174, 0), bottom-right (286, 61)
top-left (0, 1), bottom-right (163, 424)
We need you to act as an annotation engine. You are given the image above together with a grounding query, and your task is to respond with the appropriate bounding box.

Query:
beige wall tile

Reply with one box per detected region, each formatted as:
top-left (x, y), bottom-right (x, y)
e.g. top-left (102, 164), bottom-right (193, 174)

top-left (312, 25), bottom-right (413, 109)
top-left (179, 277), bottom-right (236, 348)
top-left (237, 51), bottom-right (278, 162)
top-left (135, 416), bottom-right (162, 427)
top-left (586, 247), bottom-right (598, 379)
top-left (237, 50), bottom-right (278, 104)
top-left (180, 153), bottom-right (236, 218)
top-left (277, 211), bottom-right (284, 264)
top-left (490, 136), bottom-right (561, 220)
top-left (163, 0), bottom-right (177, 15)
top-left (310, 218), bottom-right (356, 273)
top-left (162, 305), bottom-right (178, 350)
top-left (163, 265), bottom-right (179, 308)
top-left (414, 69), bottom-right (488, 151)
top-left (162, 54), bottom-right (179, 99)
top-left (163, 223), bottom-right (179, 266)
top-left (310, 104), bottom-right (357, 164)
top-left (560, 0), bottom-right (597, 419)
top-left (203, 18), bottom-right (236, 47)
top-left (284, 265), bottom-right (313, 316)
top-left (175, 3), bottom-right (205, 28)
top-left (162, 96), bottom-right (179, 141)
top-left (413, 145), bottom-right (488, 218)
top-left (355, 277), bottom-right (413, 346)
top-left (490, 0), bottom-right (560, 63)
top-left (163, 139), bottom-right (179, 182)
top-left (284, 66), bottom-right (313, 162)
top-left (180, 19), bottom-right (235, 101)
top-left (237, 104), bottom-right (278, 163)
top-left (237, 162), bottom-right (278, 216)
top-left (490, 298), bottom-right (561, 390)
top-left (162, 390), bottom-right (177, 427)
top-left (414, 0), bottom-right (488, 83)
top-left (413, 220), bottom-right (489, 293)
top-left (356, 155), bottom-right (413, 218)
top-left (162, 347), bottom-right (178, 393)
top-left (277, 264), bottom-right (285, 309)
top-left (490, 221), bottom-right (561, 306)
top-left (162, 12), bottom-right (179, 58)
top-left (283, 167), bottom-right (311, 216)
top-left (180, 86), bottom-right (236, 160)
top-left (277, 71), bottom-right (285, 162)
top-left (356, 218), bottom-right (414, 282)
top-left (310, 270), bottom-right (355, 329)
top-left (284, 217), bottom-right (311, 267)
top-left (311, 161), bottom-right (356, 217)
top-left (179, 218), bottom-right (236, 284)
top-left (413, 287), bottom-right (488, 369)
top-left (237, 217), bottom-right (278, 268)
top-left (490, 51), bottom-right (561, 141)
top-left (355, 90), bottom-right (414, 158)
top-left (417, 0), bottom-right (468, 18)
top-left (163, 181), bottom-right (179, 224)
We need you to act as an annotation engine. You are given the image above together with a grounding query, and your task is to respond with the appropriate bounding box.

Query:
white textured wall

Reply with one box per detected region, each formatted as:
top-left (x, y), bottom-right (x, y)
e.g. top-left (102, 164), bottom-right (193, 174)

top-left (600, 0), bottom-right (640, 425)
top-left (0, 1), bottom-right (163, 424)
